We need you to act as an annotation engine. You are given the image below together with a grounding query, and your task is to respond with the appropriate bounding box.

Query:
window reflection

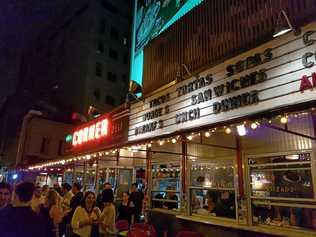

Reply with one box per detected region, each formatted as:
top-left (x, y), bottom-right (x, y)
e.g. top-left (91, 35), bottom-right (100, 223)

top-left (191, 189), bottom-right (236, 219)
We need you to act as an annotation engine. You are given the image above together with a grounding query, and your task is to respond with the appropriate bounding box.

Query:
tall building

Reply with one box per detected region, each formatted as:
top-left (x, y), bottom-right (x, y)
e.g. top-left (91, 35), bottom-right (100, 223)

top-left (0, 0), bottom-right (132, 166)
top-left (20, 0), bottom-right (132, 118)
top-left (54, 0), bottom-right (132, 116)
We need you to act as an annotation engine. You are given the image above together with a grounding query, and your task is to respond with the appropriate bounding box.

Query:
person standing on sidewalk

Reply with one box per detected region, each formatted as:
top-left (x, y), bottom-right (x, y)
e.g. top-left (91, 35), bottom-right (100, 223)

top-left (0, 182), bottom-right (45, 237)
top-left (129, 183), bottom-right (144, 223)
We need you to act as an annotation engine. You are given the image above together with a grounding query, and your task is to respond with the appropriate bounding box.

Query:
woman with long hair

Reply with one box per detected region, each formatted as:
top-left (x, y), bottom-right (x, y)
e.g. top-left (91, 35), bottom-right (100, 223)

top-left (39, 189), bottom-right (63, 237)
top-left (71, 191), bottom-right (101, 237)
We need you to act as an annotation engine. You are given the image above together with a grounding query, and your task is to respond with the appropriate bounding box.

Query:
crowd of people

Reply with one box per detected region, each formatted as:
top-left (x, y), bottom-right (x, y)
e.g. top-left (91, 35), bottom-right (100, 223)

top-left (0, 181), bottom-right (144, 237)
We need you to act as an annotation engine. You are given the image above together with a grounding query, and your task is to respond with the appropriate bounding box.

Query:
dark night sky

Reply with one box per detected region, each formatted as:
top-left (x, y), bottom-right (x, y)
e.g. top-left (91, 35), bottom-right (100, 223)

top-left (0, 0), bottom-right (86, 99)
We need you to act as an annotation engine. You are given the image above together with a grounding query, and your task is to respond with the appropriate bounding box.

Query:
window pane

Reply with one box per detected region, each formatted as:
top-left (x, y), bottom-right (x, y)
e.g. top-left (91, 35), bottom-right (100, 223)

top-left (191, 189), bottom-right (236, 219)
top-left (96, 63), bottom-right (102, 77)
top-left (150, 142), bottom-right (181, 211)
top-left (94, 88), bottom-right (101, 101)
top-left (252, 202), bottom-right (316, 232)
top-left (249, 153), bottom-right (314, 199)
top-left (109, 48), bottom-right (118, 60)
top-left (110, 26), bottom-right (119, 40)
top-left (191, 163), bottom-right (234, 189)
top-left (97, 41), bottom-right (104, 53)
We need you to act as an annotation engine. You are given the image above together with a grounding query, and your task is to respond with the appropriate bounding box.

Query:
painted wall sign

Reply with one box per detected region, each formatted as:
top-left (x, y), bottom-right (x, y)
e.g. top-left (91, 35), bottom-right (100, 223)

top-left (128, 23), bottom-right (316, 142)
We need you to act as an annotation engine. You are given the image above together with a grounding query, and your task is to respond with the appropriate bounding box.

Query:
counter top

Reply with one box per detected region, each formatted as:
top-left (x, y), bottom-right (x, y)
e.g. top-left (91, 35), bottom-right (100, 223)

top-left (176, 215), bottom-right (316, 237)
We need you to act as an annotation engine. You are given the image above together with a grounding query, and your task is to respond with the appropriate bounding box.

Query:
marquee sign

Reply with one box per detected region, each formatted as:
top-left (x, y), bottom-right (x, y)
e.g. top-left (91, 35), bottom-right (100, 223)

top-left (128, 23), bottom-right (316, 141)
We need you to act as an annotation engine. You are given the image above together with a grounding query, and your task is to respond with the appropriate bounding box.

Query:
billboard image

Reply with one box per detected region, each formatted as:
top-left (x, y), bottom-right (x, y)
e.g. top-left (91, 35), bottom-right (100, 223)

top-left (130, 0), bottom-right (204, 88)
top-left (136, 0), bottom-right (188, 54)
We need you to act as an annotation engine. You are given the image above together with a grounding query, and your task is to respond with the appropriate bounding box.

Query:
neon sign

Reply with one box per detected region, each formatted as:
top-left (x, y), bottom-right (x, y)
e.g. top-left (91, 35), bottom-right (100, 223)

top-left (72, 118), bottom-right (109, 146)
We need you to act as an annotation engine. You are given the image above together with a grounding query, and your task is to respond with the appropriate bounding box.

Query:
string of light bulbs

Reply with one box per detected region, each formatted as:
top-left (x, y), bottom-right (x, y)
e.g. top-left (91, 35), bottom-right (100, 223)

top-left (27, 108), bottom-right (314, 171)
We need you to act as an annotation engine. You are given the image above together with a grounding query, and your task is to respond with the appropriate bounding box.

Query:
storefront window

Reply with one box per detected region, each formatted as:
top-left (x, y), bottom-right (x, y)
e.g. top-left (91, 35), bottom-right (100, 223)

top-left (188, 133), bottom-right (237, 220)
top-left (151, 164), bottom-right (181, 210)
top-left (85, 169), bottom-right (96, 191)
top-left (248, 152), bottom-right (316, 232)
top-left (252, 203), bottom-right (316, 231)
top-left (249, 153), bottom-right (313, 199)
top-left (191, 189), bottom-right (236, 219)
top-left (150, 142), bottom-right (181, 212)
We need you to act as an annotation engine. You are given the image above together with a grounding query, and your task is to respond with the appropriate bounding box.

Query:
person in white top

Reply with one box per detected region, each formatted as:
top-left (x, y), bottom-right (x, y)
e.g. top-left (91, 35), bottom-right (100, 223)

top-left (31, 186), bottom-right (43, 214)
top-left (99, 189), bottom-right (116, 237)
top-left (71, 191), bottom-right (101, 237)
top-left (61, 183), bottom-right (73, 212)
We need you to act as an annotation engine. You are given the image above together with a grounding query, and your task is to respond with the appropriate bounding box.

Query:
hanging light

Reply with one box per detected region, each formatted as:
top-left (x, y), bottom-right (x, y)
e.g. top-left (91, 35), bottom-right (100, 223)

top-left (204, 131), bottom-right (211, 137)
top-left (171, 138), bottom-right (177, 144)
top-left (225, 127), bottom-right (232, 134)
top-left (147, 143), bottom-right (152, 148)
top-left (273, 9), bottom-right (293, 38)
top-left (280, 116), bottom-right (288, 124)
top-left (187, 135), bottom-right (193, 140)
top-left (251, 122), bottom-right (258, 130)
top-left (237, 124), bottom-right (247, 136)
top-left (158, 140), bottom-right (164, 146)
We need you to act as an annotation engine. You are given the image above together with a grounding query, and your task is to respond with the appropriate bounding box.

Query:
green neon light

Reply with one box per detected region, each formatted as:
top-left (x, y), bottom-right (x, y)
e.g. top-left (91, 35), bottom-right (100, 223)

top-left (65, 134), bottom-right (73, 142)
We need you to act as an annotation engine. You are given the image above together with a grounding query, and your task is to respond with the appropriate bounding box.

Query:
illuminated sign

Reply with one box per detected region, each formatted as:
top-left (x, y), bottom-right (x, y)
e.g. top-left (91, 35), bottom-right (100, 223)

top-left (72, 118), bottom-right (108, 146)
top-left (65, 108), bottom-right (130, 154)
top-left (128, 24), bottom-right (316, 141)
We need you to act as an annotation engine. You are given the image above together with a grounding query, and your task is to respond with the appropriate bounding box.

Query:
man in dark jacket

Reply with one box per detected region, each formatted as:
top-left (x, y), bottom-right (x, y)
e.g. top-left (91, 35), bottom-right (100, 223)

top-left (96, 182), bottom-right (112, 211)
top-left (129, 183), bottom-right (144, 223)
top-left (69, 182), bottom-right (83, 217)
top-left (0, 182), bottom-right (45, 237)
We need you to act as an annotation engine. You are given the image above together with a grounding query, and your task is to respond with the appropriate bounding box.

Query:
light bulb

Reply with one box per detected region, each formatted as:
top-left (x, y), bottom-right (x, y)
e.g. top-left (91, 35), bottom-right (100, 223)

top-left (187, 135), bottom-right (193, 140)
top-left (225, 127), bottom-right (232, 134)
top-left (147, 143), bottom-right (152, 148)
top-left (237, 124), bottom-right (247, 136)
top-left (280, 116), bottom-right (288, 124)
top-left (251, 122), bottom-right (258, 130)
top-left (171, 138), bottom-right (177, 143)
top-left (204, 131), bottom-right (211, 137)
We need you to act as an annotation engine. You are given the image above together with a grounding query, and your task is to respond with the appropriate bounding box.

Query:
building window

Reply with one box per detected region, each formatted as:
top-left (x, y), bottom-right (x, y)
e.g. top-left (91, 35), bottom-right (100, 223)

top-left (101, 0), bottom-right (118, 14)
top-left (99, 19), bottom-right (106, 34)
top-left (94, 88), bottom-right (101, 101)
top-left (109, 48), bottom-right (118, 60)
top-left (123, 37), bottom-right (128, 45)
top-left (105, 95), bottom-right (116, 106)
top-left (110, 26), bottom-right (119, 40)
top-left (107, 72), bottom-right (117, 82)
top-left (97, 41), bottom-right (104, 53)
top-left (123, 54), bottom-right (128, 64)
top-left (40, 138), bottom-right (48, 154)
top-left (58, 140), bottom-right (63, 156)
top-left (96, 63), bottom-right (102, 77)
top-left (122, 74), bottom-right (127, 82)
